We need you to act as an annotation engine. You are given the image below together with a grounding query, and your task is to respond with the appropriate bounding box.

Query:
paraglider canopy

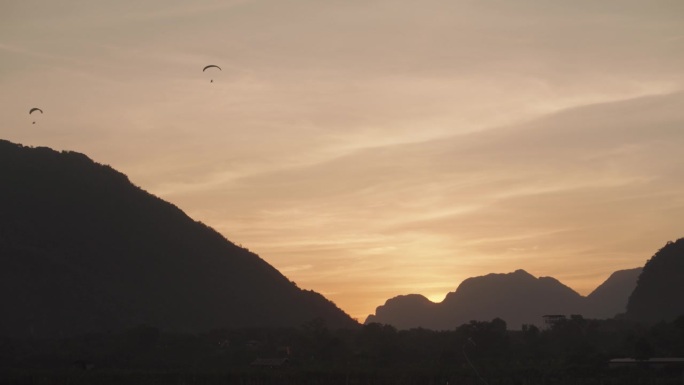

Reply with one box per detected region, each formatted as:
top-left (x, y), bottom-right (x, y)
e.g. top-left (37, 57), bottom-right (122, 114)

top-left (203, 65), bottom-right (221, 83)
top-left (29, 107), bottom-right (43, 124)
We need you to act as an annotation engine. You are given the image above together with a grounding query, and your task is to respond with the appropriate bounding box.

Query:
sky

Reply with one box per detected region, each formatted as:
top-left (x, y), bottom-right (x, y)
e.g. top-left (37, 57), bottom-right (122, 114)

top-left (2, 0), bottom-right (683, 321)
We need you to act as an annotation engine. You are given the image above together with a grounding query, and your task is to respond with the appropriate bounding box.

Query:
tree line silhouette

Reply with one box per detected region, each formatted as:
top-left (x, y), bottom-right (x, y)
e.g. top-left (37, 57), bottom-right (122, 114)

top-left (2, 315), bottom-right (683, 384)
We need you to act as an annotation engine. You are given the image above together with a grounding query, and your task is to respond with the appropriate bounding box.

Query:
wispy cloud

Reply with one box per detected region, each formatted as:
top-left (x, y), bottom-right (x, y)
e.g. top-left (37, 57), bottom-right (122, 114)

top-left (2, 0), bottom-right (683, 320)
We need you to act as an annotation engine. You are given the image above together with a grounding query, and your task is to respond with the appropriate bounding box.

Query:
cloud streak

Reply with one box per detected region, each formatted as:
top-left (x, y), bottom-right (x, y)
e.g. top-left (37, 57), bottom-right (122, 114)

top-left (1, 0), bottom-right (683, 320)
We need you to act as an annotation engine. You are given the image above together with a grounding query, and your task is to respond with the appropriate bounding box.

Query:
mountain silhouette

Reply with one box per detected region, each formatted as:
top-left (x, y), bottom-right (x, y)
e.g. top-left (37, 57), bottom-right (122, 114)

top-left (365, 294), bottom-right (437, 330)
top-left (584, 267), bottom-right (642, 319)
top-left (0, 140), bottom-right (358, 338)
top-left (366, 267), bottom-right (643, 330)
top-left (626, 238), bottom-right (684, 323)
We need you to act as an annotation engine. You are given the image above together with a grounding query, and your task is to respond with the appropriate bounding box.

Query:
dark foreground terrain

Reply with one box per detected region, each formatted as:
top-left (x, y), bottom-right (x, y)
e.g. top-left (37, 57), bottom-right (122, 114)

top-left (2, 316), bottom-right (683, 385)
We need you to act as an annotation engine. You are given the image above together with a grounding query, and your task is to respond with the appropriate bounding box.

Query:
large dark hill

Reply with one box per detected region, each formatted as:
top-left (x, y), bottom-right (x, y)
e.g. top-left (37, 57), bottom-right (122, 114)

top-left (0, 140), bottom-right (357, 338)
top-left (626, 238), bottom-right (684, 323)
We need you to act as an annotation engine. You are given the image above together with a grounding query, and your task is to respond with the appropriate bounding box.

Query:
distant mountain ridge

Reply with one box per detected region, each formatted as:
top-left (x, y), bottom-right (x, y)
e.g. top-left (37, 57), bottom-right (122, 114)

top-left (585, 268), bottom-right (643, 319)
top-left (366, 267), bottom-right (643, 330)
top-left (0, 140), bottom-right (358, 338)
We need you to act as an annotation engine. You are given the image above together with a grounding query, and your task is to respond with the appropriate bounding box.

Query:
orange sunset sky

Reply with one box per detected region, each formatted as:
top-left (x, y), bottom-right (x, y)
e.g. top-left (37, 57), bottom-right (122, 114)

top-left (2, 0), bottom-right (683, 321)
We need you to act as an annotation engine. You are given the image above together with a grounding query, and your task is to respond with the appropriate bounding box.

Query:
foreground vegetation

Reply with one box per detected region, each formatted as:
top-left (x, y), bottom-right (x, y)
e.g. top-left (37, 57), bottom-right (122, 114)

top-left (2, 315), bottom-right (684, 384)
